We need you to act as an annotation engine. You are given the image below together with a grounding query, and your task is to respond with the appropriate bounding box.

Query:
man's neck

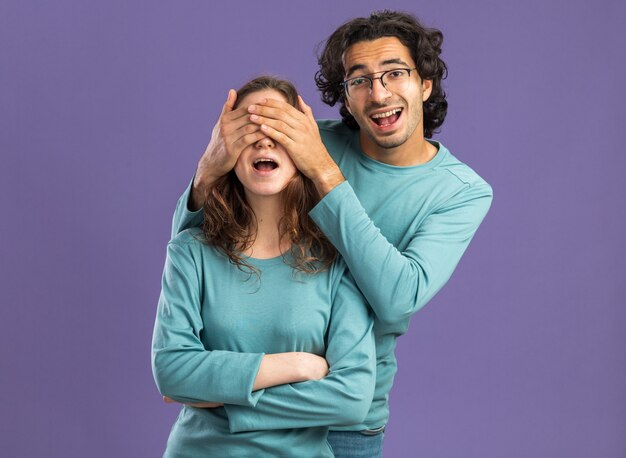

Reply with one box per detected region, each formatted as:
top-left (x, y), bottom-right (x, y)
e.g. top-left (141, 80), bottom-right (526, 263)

top-left (360, 133), bottom-right (438, 167)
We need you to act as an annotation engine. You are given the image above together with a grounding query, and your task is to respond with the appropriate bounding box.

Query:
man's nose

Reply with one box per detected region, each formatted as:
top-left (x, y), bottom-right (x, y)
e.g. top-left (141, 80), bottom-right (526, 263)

top-left (369, 77), bottom-right (392, 103)
top-left (255, 137), bottom-right (275, 148)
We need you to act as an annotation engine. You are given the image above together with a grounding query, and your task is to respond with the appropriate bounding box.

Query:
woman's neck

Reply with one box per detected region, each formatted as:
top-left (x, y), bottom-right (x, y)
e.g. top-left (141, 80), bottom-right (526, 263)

top-left (244, 193), bottom-right (290, 259)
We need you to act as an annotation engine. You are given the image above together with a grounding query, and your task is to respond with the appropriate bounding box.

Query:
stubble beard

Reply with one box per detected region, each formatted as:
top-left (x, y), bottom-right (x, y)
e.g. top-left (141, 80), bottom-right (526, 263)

top-left (362, 103), bottom-right (422, 151)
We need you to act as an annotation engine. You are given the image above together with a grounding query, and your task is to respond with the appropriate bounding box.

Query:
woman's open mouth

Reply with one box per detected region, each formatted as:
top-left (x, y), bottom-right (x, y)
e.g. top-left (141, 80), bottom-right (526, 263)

top-left (253, 158), bottom-right (279, 173)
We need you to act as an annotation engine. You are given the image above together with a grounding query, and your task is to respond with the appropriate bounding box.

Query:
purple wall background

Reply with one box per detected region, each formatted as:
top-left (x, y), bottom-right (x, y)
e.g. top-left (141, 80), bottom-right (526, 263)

top-left (1, 0), bottom-right (625, 456)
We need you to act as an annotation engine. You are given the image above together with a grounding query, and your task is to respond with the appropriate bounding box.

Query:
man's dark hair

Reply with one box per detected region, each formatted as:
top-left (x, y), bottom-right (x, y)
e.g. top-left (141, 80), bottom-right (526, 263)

top-left (315, 10), bottom-right (448, 138)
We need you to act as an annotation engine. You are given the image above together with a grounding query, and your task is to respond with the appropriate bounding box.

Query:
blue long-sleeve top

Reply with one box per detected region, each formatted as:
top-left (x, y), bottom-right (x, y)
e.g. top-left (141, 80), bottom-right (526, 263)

top-left (152, 228), bottom-right (375, 457)
top-left (172, 120), bottom-right (492, 431)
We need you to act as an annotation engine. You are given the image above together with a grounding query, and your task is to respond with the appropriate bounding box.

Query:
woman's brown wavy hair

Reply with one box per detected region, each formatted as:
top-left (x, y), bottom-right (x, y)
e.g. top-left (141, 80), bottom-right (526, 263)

top-left (201, 76), bottom-right (336, 275)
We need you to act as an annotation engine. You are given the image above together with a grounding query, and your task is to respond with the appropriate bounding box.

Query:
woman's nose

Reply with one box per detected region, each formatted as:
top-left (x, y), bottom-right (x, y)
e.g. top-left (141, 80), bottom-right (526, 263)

top-left (255, 137), bottom-right (275, 149)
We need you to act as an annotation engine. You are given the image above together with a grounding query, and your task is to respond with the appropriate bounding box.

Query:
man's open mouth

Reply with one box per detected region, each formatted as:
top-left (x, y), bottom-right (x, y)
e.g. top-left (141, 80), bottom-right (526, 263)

top-left (370, 108), bottom-right (402, 127)
top-left (253, 158), bottom-right (278, 171)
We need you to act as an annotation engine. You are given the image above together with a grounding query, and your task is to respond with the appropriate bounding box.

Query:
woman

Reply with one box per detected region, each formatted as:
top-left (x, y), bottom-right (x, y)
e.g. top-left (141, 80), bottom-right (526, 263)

top-left (152, 76), bottom-right (375, 457)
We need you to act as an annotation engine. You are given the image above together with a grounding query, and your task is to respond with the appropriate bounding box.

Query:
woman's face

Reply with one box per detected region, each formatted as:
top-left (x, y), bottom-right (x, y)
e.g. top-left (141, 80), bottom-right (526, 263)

top-left (233, 89), bottom-right (298, 199)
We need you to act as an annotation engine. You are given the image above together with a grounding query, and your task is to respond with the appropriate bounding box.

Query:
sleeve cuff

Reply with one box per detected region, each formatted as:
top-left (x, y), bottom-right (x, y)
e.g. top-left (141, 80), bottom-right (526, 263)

top-left (225, 403), bottom-right (260, 433)
top-left (171, 177), bottom-right (204, 238)
top-left (182, 176), bottom-right (204, 219)
top-left (216, 351), bottom-right (265, 407)
top-left (309, 180), bottom-right (361, 235)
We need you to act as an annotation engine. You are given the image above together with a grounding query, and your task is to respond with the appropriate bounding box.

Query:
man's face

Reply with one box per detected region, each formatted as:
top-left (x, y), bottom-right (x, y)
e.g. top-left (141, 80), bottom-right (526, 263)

top-left (342, 37), bottom-right (432, 156)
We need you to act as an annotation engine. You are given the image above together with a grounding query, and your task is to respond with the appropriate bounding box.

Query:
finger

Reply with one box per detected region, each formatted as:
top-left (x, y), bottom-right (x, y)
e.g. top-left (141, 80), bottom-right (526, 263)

top-left (216, 93), bottom-right (250, 133)
top-left (220, 107), bottom-right (260, 139)
top-left (226, 89), bottom-right (237, 110)
top-left (259, 124), bottom-right (294, 150)
top-left (223, 105), bottom-right (253, 123)
top-left (298, 95), bottom-right (315, 122)
top-left (255, 97), bottom-right (300, 112)
top-left (251, 115), bottom-right (297, 142)
top-left (220, 89), bottom-right (237, 117)
top-left (232, 130), bottom-right (269, 152)
top-left (188, 402), bottom-right (222, 408)
top-left (249, 101), bottom-right (303, 122)
top-left (227, 97), bottom-right (283, 122)
top-left (222, 113), bottom-right (261, 140)
top-left (249, 102), bottom-right (304, 129)
top-left (231, 122), bottom-right (262, 141)
top-left (163, 396), bottom-right (176, 404)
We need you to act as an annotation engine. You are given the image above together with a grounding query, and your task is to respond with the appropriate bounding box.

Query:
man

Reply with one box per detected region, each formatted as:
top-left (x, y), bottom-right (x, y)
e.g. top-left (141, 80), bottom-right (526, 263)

top-left (172, 10), bottom-right (492, 457)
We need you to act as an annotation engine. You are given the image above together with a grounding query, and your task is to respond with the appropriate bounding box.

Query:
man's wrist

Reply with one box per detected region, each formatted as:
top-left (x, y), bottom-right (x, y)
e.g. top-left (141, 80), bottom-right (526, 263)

top-left (189, 173), bottom-right (217, 212)
top-left (314, 166), bottom-right (345, 197)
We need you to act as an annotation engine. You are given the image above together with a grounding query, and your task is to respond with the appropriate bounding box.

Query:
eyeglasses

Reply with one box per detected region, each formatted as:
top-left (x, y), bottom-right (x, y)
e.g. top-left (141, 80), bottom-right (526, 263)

top-left (342, 68), bottom-right (418, 99)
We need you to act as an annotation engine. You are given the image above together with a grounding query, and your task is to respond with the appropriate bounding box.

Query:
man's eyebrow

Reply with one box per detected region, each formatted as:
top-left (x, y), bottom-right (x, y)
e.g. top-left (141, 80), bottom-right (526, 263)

top-left (345, 59), bottom-right (411, 78)
top-left (345, 64), bottom-right (366, 78)
top-left (381, 58), bottom-right (410, 67)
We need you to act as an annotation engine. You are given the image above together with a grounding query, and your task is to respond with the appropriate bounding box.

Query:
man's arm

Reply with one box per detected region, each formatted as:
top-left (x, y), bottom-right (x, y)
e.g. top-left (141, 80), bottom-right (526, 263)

top-left (224, 267), bottom-right (376, 432)
top-left (152, 239), bottom-right (329, 406)
top-left (244, 97), bottom-right (493, 327)
top-left (309, 180), bottom-right (493, 328)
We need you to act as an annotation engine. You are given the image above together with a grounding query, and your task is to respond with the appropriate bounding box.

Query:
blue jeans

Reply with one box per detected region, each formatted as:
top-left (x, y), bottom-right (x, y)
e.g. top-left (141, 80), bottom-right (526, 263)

top-left (327, 428), bottom-right (385, 458)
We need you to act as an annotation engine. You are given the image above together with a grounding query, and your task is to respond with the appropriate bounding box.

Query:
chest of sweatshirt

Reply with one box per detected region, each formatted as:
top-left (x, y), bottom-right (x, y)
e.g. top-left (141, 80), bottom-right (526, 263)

top-left (319, 122), bottom-right (473, 251)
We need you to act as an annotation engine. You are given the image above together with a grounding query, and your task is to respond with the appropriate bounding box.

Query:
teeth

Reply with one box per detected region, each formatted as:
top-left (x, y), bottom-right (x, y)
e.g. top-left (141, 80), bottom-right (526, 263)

top-left (253, 158), bottom-right (276, 165)
top-left (371, 108), bottom-right (402, 119)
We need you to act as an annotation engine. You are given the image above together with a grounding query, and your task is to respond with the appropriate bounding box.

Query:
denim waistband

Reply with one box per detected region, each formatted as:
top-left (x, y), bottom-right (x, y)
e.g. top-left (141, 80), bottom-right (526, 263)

top-left (359, 425), bottom-right (386, 436)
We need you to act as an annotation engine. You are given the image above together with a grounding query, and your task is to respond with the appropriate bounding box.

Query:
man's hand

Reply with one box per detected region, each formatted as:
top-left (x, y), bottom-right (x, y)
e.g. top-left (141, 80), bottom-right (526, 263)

top-left (248, 96), bottom-right (345, 196)
top-left (163, 396), bottom-right (223, 409)
top-left (190, 90), bottom-right (267, 211)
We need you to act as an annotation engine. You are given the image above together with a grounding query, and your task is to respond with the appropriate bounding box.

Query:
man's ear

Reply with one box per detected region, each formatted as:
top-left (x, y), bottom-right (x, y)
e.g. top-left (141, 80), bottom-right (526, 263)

top-left (422, 79), bottom-right (433, 101)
